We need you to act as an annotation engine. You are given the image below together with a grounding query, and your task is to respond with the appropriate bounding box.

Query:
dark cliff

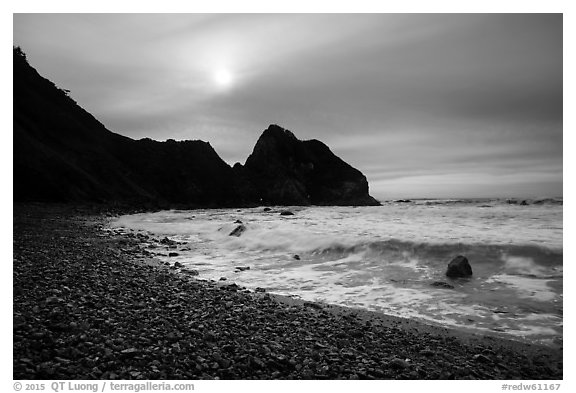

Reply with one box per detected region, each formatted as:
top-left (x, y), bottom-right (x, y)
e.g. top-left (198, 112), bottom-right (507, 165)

top-left (13, 47), bottom-right (239, 207)
top-left (13, 47), bottom-right (379, 207)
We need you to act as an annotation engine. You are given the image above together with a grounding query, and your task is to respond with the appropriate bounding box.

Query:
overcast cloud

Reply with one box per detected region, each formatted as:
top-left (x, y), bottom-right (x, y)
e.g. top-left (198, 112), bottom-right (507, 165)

top-left (13, 13), bottom-right (562, 199)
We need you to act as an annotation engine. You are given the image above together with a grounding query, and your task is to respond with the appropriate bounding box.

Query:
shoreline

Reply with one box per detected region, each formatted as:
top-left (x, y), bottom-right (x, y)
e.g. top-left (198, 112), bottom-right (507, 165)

top-left (144, 261), bottom-right (562, 356)
top-left (131, 252), bottom-right (561, 353)
top-left (112, 207), bottom-right (562, 351)
top-left (13, 204), bottom-right (563, 380)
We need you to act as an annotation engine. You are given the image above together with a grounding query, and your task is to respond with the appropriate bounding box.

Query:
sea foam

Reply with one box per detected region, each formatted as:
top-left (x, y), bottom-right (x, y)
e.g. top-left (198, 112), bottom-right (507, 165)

top-left (110, 202), bottom-right (562, 345)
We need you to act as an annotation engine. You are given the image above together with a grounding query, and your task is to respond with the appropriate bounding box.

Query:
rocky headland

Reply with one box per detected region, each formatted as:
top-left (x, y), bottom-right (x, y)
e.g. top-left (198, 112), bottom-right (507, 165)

top-left (13, 47), bottom-right (379, 208)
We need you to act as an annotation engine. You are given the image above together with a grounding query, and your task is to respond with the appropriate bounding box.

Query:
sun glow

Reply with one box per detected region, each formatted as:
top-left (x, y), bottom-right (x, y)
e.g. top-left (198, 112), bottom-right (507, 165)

top-left (213, 68), bottom-right (233, 89)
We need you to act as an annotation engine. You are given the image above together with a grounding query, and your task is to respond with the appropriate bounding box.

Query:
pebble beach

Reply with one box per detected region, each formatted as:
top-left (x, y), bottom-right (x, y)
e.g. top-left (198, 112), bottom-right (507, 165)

top-left (13, 204), bottom-right (563, 380)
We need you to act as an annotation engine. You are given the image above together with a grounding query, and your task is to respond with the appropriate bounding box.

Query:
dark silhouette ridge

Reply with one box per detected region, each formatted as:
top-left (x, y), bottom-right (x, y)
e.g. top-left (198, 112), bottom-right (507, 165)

top-left (14, 47), bottom-right (239, 208)
top-left (13, 47), bottom-right (379, 207)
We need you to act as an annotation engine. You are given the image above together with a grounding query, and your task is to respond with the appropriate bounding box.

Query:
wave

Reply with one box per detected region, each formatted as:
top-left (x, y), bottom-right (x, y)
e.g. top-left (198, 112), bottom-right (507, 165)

top-left (112, 207), bottom-right (562, 280)
top-left (306, 239), bottom-right (562, 272)
top-left (381, 197), bottom-right (563, 206)
top-left (215, 223), bottom-right (562, 269)
top-left (371, 239), bottom-right (561, 263)
top-left (196, 217), bottom-right (563, 270)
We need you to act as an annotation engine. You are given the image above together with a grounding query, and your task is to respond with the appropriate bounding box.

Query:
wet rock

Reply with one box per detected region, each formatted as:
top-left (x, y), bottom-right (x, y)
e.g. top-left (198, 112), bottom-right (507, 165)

top-left (235, 266), bottom-right (250, 272)
top-left (520, 200), bottom-right (529, 206)
top-left (431, 281), bottom-right (455, 289)
top-left (293, 254), bottom-right (301, 260)
top-left (280, 211), bottom-right (294, 216)
top-left (168, 252), bottom-right (179, 257)
top-left (263, 207), bottom-right (272, 212)
top-left (160, 237), bottom-right (176, 245)
top-left (182, 269), bottom-right (199, 276)
top-left (224, 283), bottom-right (240, 291)
top-left (446, 255), bottom-right (473, 278)
top-left (229, 224), bottom-right (247, 237)
top-left (174, 261), bottom-right (184, 268)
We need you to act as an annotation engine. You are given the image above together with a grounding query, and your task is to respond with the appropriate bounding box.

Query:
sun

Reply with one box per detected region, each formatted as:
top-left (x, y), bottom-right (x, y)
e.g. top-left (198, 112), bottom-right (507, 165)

top-left (213, 68), bottom-right (233, 89)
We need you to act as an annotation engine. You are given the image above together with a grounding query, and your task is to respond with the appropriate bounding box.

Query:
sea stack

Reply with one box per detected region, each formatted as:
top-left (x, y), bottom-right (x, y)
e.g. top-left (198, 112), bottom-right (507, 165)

top-left (238, 124), bottom-right (381, 206)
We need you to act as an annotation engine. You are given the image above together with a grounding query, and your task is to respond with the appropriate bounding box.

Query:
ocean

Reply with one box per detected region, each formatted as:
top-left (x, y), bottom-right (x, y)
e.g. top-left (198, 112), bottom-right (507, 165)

top-left (110, 198), bottom-right (563, 346)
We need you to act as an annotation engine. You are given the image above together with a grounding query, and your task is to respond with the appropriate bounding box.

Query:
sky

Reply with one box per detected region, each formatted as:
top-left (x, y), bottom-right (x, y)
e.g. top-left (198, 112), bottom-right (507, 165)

top-left (13, 13), bottom-right (563, 199)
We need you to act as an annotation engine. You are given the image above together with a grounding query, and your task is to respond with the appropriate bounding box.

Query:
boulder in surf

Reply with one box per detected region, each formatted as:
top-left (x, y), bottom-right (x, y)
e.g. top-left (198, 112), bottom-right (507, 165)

top-left (446, 255), bottom-right (473, 278)
top-left (229, 224), bottom-right (247, 237)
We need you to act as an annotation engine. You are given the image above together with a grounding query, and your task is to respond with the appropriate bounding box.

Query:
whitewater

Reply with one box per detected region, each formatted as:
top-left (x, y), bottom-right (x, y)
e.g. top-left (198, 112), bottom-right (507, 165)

top-left (110, 198), bottom-right (563, 346)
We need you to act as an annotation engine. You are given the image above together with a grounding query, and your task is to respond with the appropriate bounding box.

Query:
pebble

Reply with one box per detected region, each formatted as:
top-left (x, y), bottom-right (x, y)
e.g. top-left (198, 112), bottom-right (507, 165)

top-left (389, 358), bottom-right (409, 369)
